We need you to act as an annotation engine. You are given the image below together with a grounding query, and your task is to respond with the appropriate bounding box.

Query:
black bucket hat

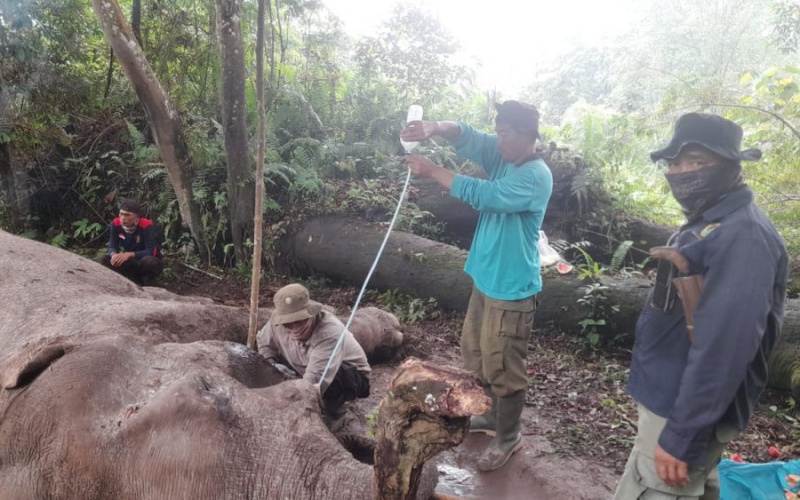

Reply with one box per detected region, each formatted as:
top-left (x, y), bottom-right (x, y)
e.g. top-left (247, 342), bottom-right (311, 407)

top-left (650, 113), bottom-right (762, 163)
top-left (495, 100), bottom-right (540, 139)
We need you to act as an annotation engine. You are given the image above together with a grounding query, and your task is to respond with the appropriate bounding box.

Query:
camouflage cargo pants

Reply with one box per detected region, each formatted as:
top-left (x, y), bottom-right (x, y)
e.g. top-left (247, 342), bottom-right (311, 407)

top-left (460, 286), bottom-right (535, 397)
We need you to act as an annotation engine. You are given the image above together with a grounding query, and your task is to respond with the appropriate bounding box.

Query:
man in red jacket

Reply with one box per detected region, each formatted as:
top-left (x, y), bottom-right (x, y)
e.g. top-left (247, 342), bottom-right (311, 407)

top-left (101, 198), bottom-right (163, 285)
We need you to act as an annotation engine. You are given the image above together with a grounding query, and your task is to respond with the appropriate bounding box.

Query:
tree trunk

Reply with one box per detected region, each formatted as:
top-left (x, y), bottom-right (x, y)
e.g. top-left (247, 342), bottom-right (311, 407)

top-left (266, 0), bottom-right (276, 106)
top-left (284, 215), bottom-right (800, 397)
top-left (103, 48), bottom-right (114, 101)
top-left (0, 141), bottom-right (19, 229)
top-left (91, 0), bottom-right (209, 262)
top-left (215, 0), bottom-right (255, 264)
top-left (374, 358), bottom-right (490, 500)
top-left (415, 174), bottom-right (795, 286)
top-left (131, 0), bottom-right (142, 46)
top-left (247, 0), bottom-right (268, 350)
top-left (285, 216), bottom-right (472, 311)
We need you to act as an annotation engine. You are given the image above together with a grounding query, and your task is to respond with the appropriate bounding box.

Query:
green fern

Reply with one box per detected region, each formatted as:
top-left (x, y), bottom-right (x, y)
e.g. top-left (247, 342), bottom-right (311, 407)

top-left (142, 168), bottom-right (167, 182)
top-left (125, 120), bottom-right (158, 165)
top-left (264, 162), bottom-right (295, 186)
top-left (610, 240), bottom-right (634, 272)
top-left (50, 232), bottom-right (69, 248)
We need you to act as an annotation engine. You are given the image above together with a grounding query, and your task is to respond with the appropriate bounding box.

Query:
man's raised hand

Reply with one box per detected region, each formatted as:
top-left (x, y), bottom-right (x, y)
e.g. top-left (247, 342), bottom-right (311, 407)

top-left (400, 120), bottom-right (438, 142)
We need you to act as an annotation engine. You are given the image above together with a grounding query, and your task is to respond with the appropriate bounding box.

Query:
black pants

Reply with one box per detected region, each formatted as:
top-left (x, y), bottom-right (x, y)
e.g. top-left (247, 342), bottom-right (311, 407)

top-left (323, 364), bottom-right (370, 414)
top-left (101, 255), bottom-right (163, 285)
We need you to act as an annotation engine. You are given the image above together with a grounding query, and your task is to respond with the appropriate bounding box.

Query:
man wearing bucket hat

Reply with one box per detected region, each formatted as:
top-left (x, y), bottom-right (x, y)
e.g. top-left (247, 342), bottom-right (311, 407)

top-left (615, 113), bottom-right (788, 499)
top-left (400, 101), bottom-right (553, 472)
top-left (257, 283), bottom-right (371, 414)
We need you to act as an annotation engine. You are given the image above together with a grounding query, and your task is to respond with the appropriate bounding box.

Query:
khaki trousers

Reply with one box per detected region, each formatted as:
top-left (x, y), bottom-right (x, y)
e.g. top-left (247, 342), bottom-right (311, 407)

top-left (614, 404), bottom-right (736, 500)
top-left (460, 286), bottom-right (535, 397)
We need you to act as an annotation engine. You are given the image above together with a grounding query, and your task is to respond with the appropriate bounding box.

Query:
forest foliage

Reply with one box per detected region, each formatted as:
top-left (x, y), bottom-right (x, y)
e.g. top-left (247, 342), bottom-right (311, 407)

top-left (0, 0), bottom-right (798, 270)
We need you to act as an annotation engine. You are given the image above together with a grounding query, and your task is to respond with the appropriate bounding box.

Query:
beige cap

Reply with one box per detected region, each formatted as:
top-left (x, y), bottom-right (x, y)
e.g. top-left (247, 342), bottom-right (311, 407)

top-left (271, 283), bottom-right (322, 326)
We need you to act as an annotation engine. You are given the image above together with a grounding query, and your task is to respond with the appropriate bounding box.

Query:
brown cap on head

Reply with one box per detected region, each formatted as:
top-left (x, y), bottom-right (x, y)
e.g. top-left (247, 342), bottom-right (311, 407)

top-left (271, 283), bottom-right (323, 326)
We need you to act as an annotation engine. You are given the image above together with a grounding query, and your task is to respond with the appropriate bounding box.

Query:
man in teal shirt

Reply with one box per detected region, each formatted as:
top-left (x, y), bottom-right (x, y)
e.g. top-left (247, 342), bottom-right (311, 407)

top-left (401, 101), bottom-right (552, 471)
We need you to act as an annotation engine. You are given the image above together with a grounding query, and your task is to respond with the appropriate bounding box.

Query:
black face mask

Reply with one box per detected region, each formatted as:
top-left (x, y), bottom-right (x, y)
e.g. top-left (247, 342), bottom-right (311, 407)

top-left (665, 164), bottom-right (743, 219)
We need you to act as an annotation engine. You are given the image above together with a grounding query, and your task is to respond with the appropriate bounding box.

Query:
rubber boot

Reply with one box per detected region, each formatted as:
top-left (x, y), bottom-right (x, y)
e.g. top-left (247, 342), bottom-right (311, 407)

top-left (476, 390), bottom-right (525, 472)
top-left (469, 389), bottom-right (497, 436)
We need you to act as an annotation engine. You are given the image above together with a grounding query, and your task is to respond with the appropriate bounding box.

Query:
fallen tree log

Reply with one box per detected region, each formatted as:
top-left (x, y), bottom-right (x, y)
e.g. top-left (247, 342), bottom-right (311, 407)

top-left (0, 230), bottom-right (485, 499)
top-left (411, 152), bottom-right (675, 258)
top-left (287, 215), bottom-right (473, 311)
top-left (412, 150), bottom-right (798, 290)
top-left (284, 215), bottom-right (800, 399)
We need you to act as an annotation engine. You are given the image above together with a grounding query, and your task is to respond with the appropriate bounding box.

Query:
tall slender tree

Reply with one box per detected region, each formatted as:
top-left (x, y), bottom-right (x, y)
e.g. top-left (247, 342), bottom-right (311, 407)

top-left (91, 0), bottom-right (209, 261)
top-left (248, 0), bottom-right (268, 350)
top-left (215, 0), bottom-right (255, 264)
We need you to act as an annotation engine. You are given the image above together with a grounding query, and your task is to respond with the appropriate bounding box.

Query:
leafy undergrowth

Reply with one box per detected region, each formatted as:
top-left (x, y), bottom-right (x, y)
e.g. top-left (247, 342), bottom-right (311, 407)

top-left (160, 262), bottom-right (800, 475)
top-left (525, 333), bottom-right (800, 473)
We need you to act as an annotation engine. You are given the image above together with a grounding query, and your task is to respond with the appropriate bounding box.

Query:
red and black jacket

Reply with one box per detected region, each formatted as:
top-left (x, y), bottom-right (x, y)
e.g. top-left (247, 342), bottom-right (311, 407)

top-left (107, 217), bottom-right (162, 260)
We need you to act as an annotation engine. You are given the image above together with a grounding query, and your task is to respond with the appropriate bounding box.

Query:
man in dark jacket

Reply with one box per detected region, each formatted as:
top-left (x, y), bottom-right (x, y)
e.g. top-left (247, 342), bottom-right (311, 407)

top-left (101, 198), bottom-right (163, 285)
top-left (614, 113), bottom-right (788, 499)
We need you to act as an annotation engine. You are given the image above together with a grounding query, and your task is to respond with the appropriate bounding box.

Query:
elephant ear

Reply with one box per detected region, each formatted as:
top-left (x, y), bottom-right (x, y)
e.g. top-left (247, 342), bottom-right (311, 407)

top-left (1, 339), bottom-right (74, 389)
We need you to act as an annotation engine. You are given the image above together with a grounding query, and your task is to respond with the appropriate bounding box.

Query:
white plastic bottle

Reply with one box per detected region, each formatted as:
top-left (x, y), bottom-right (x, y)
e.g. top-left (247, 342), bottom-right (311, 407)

top-left (400, 104), bottom-right (424, 154)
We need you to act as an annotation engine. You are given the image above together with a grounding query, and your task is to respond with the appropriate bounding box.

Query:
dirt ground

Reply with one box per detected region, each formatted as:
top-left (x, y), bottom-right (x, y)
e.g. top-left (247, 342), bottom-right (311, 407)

top-left (160, 262), bottom-right (800, 499)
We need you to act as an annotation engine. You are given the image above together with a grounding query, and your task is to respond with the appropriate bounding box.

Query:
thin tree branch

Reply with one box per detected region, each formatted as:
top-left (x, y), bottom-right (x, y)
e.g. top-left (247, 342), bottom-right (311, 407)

top-left (704, 103), bottom-right (800, 141)
top-left (180, 262), bottom-right (223, 280)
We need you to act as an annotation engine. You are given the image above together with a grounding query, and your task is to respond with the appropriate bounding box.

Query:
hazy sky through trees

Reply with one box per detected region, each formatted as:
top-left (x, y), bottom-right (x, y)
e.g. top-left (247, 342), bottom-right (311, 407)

top-left (323, 0), bottom-right (640, 94)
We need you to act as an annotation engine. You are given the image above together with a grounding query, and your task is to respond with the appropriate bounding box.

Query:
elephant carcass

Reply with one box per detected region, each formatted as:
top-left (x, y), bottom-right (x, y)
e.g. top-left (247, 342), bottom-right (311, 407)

top-left (0, 230), bottom-right (486, 499)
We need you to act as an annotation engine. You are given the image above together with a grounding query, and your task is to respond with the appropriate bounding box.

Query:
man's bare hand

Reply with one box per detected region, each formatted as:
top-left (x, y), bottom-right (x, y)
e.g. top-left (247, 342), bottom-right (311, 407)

top-left (110, 252), bottom-right (133, 267)
top-left (655, 444), bottom-right (689, 487)
top-left (110, 252), bottom-right (124, 267)
top-left (405, 154), bottom-right (436, 178)
top-left (400, 120), bottom-right (438, 142)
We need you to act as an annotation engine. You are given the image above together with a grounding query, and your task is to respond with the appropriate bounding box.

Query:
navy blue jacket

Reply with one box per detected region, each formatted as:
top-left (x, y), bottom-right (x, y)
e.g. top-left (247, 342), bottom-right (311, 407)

top-left (106, 217), bottom-right (162, 260)
top-left (628, 187), bottom-right (788, 465)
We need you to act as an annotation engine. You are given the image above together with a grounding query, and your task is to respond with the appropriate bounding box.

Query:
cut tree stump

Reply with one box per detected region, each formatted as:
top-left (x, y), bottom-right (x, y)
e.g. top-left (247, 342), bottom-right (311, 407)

top-left (374, 358), bottom-right (490, 500)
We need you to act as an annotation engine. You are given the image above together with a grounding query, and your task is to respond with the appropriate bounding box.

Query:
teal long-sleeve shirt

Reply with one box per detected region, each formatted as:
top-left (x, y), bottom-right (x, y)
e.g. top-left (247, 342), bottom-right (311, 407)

top-left (448, 123), bottom-right (553, 301)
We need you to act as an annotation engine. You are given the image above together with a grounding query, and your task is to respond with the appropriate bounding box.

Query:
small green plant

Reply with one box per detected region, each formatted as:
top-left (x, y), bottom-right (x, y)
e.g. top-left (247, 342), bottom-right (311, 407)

top-left (49, 231), bottom-right (69, 248)
top-left (373, 289), bottom-right (439, 324)
top-left (576, 282), bottom-right (621, 347)
top-left (72, 218), bottom-right (104, 241)
top-left (578, 318), bottom-right (605, 346)
top-left (574, 246), bottom-right (604, 281)
top-left (577, 283), bottom-right (609, 346)
top-left (609, 240), bottom-right (634, 272)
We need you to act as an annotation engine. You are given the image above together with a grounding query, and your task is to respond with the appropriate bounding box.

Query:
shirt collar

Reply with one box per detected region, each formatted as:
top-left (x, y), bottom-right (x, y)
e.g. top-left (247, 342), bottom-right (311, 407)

top-left (701, 187), bottom-right (753, 223)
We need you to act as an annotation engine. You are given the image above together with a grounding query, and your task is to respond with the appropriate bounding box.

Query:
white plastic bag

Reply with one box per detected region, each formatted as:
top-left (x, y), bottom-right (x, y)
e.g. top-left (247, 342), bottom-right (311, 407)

top-left (537, 230), bottom-right (561, 267)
